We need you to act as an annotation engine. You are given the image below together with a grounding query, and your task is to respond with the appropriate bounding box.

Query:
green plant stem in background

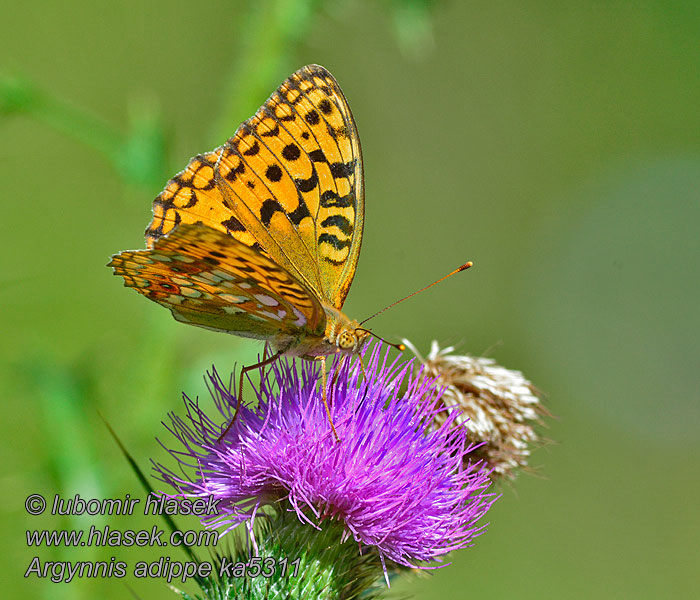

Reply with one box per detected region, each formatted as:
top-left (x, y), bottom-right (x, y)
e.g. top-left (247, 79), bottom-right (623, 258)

top-left (387, 0), bottom-right (437, 59)
top-left (0, 75), bottom-right (167, 190)
top-left (0, 76), bottom-right (122, 163)
top-left (211, 0), bottom-right (321, 142)
top-left (30, 363), bottom-right (105, 511)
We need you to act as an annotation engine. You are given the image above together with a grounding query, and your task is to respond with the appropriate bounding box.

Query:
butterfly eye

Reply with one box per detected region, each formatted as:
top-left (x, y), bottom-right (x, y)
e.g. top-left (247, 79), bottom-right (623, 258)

top-left (338, 331), bottom-right (356, 350)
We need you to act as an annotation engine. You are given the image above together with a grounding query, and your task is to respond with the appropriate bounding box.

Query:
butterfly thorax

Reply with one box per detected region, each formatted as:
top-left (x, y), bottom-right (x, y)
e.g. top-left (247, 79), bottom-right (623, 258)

top-left (274, 304), bottom-right (368, 359)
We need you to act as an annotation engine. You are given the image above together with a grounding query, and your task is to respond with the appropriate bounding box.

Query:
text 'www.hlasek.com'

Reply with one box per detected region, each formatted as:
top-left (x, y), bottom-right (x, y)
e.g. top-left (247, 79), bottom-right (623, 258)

top-left (24, 493), bottom-right (300, 584)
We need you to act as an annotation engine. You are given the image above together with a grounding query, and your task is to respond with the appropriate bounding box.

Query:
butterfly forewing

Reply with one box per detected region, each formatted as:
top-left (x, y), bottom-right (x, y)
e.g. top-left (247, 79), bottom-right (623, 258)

top-left (110, 224), bottom-right (325, 340)
top-left (145, 65), bottom-right (363, 310)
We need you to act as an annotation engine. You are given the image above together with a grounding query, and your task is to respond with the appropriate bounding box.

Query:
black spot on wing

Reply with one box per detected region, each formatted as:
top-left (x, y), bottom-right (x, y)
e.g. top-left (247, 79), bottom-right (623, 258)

top-left (260, 199), bottom-right (283, 227)
top-left (170, 185), bottom-right (199, 209)
top-left (330, 160), bottom-right (356, 179)
top-left (282, 143), bottom-right (301, 161)
top-left (221, 216), bottom-right (245, 232)
top-left (189, 158), bottom-right (217, 190)
top-left (308, 149), bottom-right (326, 163)
top-left (224, 156), bottom-right (245, 182)
top-left (305, 110), bottom-right (320, 125)
top-left (284, 89), bottom-right (303, 105)
top-left (147, 205), bottom-right (182, 240)
top-left (321, 215), bottom-right (352, 236)
top-left (288, 198), bottom-right (311, 226)
top-left (319, 233), bottom-right (351, 251)
top-left (320, 190), bottom-right (353, 208)
top-left (260, 123), bottom-right (280, 137)
top-left (265, 164), bottom-right (283, 182)
top-left (261, 196), bottom-right (310, 228)
top-left (243, 141), bottom-right (260, 156)
top-left (295, 170), bottom-right (319, 193)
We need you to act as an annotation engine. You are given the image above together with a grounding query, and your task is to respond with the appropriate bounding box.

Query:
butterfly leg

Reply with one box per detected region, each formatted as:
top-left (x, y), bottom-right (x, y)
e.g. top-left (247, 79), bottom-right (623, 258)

top-left (357, 355), bottom-right (368, 385)
top-left (315, 356), bottom-right (340, 443)
top-left (329, 354), bottom-right (349, 404)
top-left (217, 350), bottom-right (284, 442)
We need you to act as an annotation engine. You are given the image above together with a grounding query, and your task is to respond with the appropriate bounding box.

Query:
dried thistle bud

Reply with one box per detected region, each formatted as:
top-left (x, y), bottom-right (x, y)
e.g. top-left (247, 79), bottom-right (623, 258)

top-left (405, 340), bottom-right (549, 480)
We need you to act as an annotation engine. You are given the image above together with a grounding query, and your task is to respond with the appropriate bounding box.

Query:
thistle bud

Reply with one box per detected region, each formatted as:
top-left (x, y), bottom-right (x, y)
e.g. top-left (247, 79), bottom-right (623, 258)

top-left (405, 340), bottom-right (549, 480)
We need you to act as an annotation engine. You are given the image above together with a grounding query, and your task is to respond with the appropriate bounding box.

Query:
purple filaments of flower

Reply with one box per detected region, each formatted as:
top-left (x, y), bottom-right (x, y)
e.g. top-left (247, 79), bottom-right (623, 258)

top-left (156, 343), bottom-right (497, 568)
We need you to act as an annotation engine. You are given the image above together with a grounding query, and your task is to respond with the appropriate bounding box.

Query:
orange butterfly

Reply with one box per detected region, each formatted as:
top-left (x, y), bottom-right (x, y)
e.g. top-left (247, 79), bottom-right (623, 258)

top-left (111, 66), bottom-right (376, 437)
top-left (110, 65), bottom-right (470, 438)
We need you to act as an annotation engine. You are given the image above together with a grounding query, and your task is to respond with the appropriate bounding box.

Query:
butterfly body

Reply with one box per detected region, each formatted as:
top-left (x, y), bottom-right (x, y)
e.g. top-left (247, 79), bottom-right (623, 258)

top-left (273, 314), bottom-right (367, 358)
top-left (292, 305), bottom-right (367, 358)
top-left (110, 65), bottom-right (370, 366)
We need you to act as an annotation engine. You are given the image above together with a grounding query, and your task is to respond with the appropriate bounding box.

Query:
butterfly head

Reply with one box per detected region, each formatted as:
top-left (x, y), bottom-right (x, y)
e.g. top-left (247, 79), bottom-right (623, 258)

top-left (336, 323), bottom-right (370, 353)
top-left (334, 321), bottom-right (404, 356)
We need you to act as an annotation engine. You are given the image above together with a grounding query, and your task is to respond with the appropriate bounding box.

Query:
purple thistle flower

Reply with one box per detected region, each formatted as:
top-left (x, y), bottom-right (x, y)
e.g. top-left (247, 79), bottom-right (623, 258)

top-left (155, 343), bottom-right (497, 570)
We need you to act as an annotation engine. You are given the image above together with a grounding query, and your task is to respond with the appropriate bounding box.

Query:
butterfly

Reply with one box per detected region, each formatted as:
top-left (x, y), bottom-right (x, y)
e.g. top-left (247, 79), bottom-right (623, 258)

top-left (109, 65), bottom-right (381, 438)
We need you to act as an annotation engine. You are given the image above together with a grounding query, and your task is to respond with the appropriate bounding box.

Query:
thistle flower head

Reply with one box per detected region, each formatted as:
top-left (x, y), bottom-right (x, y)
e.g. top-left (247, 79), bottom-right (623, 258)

top-left (405, 340), bottom-right (549, 480)
top-left (155, 343), bottom-right (496, 570)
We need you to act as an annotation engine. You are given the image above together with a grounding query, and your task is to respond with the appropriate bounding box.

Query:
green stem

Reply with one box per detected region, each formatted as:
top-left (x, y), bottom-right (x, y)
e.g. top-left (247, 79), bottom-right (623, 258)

top-left (1, 76), bottom-right (123, 165)
top-left (211, 0), bottom-right (321, 143)
top-left (1, 75), bottom-right (167, 189)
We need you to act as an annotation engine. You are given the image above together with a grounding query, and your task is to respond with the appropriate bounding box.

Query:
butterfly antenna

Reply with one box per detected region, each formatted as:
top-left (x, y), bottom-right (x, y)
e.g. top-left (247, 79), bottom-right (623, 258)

top-left (355, 328), bottom-right (406, 351)
top-left (359, 261), bottom-right (473, 326)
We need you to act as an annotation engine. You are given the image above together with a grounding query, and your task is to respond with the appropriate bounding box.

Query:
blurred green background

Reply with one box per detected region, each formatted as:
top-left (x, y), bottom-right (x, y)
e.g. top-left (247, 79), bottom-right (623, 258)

top-left (2, 1), bottom-right (699, 598)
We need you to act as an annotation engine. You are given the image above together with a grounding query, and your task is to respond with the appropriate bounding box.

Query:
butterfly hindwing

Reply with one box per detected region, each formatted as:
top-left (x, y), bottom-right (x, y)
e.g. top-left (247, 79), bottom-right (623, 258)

top-left (144, 65), bottom-right (363, 310)
top-left (109, 224), bottom-right (326, 340)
